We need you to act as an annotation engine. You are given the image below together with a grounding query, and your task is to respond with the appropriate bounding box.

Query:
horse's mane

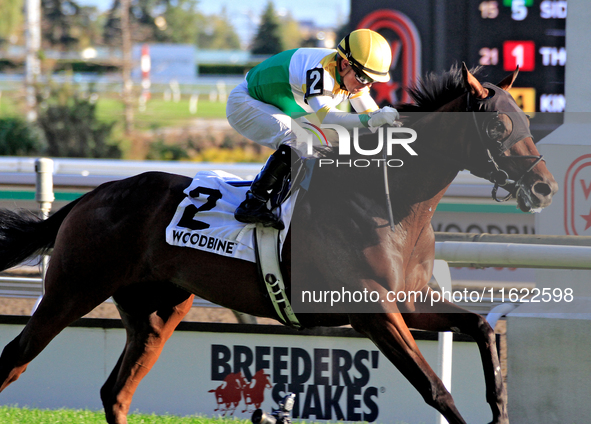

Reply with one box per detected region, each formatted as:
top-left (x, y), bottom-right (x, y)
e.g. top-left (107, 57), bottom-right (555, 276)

top-left (314, 64), bottom-right (485, 160)
top-left (395, 64), bottom-right (484, 113)
top-left (304, 65), bottom-right (487, 239)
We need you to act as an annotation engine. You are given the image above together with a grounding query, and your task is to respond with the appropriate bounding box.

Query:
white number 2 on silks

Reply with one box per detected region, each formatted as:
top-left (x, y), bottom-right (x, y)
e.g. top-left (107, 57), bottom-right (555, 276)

top-left (176, 186), bottom-right (222, 230)
top-left (305, 68), bottom-right (324, 101)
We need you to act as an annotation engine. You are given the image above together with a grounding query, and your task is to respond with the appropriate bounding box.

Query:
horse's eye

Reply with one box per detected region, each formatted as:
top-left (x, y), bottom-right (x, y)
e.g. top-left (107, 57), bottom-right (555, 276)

top-left (486, 119), bottom-right (505, 140)
top-left (485, 113), bottom-right (513, 142)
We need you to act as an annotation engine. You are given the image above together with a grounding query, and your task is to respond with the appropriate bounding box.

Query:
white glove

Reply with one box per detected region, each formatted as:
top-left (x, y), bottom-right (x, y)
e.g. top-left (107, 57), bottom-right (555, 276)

top-left (367, 106), bottom-right (400, 130)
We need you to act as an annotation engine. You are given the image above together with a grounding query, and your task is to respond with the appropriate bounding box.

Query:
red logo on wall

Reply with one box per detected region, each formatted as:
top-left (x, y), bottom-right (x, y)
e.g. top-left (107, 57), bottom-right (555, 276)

top-left (208, 370), bottom-right (272, 416)
top-left (503, 40), bottom-right (536, 71)
top-left (564, 154), bottom-right (591, 235)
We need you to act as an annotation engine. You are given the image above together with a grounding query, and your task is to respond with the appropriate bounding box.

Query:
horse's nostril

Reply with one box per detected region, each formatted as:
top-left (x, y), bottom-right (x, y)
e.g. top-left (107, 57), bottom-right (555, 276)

top-left (533, 182), bottom-right (552, 197)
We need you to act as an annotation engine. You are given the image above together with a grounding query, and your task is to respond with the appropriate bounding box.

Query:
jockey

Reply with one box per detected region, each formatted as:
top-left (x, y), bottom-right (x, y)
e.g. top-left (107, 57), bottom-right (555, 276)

top-left (226, 28), bottom-right (399, 229)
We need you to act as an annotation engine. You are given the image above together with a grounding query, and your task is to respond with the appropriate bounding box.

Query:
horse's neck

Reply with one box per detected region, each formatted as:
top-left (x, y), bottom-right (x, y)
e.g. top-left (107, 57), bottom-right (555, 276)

top-left (389, 97), bottom-right (470, 228)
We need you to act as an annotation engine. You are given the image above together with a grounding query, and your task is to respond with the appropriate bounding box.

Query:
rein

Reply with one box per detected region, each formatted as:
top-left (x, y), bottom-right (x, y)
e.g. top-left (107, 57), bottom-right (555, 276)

top-left (382, 150), bottom-right (396, 232)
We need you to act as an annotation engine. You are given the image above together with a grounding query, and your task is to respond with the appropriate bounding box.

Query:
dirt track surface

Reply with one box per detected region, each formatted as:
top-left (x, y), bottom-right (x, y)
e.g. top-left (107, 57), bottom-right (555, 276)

top-left (0, 296), bottom-right (282, 325)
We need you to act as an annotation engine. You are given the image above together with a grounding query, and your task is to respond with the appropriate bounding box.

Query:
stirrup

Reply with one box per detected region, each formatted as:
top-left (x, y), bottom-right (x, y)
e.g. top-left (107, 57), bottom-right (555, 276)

top-left (234, 199), bottom-right (284, 230)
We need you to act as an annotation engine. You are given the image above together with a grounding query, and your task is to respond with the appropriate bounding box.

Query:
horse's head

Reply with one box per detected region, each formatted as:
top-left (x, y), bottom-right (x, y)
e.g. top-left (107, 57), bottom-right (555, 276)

top-left (461, 63), bottom-right (558, 212)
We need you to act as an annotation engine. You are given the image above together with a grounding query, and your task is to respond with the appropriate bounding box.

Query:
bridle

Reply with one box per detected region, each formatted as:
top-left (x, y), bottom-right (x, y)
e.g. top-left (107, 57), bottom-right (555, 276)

top-left (372, 82), bottom-right (546, 232)
top-left (465, 85), bottom-right (544, 202)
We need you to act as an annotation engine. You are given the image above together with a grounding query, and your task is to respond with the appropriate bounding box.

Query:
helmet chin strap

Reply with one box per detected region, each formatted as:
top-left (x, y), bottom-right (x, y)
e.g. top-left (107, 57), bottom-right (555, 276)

top-left (336, 56), bottom-right (350, 90)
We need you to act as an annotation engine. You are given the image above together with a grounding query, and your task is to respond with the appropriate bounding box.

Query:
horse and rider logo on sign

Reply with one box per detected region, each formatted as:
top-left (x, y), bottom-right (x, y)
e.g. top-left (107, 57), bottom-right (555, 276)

top-left (208, 344), bottom-right (382, 421)
top-left (564, 154), bottom-right (591, 235)
top-left (208, 369), bottom-right (272, 416)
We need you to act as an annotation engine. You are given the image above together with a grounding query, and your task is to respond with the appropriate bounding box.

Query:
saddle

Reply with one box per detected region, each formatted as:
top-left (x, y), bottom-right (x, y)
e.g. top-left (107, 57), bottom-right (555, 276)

top-left (165, 161), bottom-right (313, 329)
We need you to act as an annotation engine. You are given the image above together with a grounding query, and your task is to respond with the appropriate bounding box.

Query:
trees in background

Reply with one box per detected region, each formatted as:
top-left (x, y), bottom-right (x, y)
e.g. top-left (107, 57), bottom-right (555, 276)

top-left (0, 117), bottom-right (44, 156)
top-left (158, 0), bottom-right (204, 44)
top-left (36, 82), bottom-right (120, 158)
top-left (0, 81), bottom-right (120, 159)
top-left (1, 0), bottom-right (314, 52)
top-left (103, 0), bottom-right (240, 49)
top-left (250, 1), bottom-right (283, 55)
top-left (41, 0), bottom-right (102, 49)
top-left (0, 0), bottom-right (322, 159)
top-left (1, 0), bottom-right (99, 48)
top-left (197, 7), bottom-right (241, 50)
top-left (0, 0), bottom-right (242, 50)
top-left (251, 1), bottom-right (329, 54)
top-left (279, 12), bottom-right (303, 51)
top-left (0, 0), bottom-right (24, 44)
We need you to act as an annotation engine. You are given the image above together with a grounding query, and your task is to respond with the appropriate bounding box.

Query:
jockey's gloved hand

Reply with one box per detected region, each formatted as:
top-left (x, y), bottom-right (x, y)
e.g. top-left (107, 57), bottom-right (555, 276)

top-left (367, 106), bottom-right (400, 131)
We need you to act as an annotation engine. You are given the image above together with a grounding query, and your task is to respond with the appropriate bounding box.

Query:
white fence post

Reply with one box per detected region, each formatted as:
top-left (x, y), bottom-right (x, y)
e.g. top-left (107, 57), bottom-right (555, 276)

top-left (216, 80), bottom-right (227, 102)
top-left (189, 93), bottom-right (199, 114)
top-left (432, 259), bottom-right (454, 424)
top-left (32, 158), bottom-right (54, 313)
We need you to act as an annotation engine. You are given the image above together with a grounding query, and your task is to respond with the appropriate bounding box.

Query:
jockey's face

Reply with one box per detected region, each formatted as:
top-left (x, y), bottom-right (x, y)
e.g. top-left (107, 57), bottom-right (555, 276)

top-left (339, 59), bottom-right (373, 94)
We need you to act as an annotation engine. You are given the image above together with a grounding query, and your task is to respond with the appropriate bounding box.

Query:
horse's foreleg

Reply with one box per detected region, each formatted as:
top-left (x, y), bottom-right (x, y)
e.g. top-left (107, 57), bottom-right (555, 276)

top-left (349, 312), bottom-right (467, 424)
top-left (402, 290), bottom-right (508, 424)
top-left (100, 294), bottom-right (193, 424)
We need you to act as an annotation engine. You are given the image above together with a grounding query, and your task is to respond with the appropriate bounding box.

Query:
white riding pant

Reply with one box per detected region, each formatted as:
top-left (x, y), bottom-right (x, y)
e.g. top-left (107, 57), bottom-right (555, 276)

top-left (226, 81), bottom-right (322, 157)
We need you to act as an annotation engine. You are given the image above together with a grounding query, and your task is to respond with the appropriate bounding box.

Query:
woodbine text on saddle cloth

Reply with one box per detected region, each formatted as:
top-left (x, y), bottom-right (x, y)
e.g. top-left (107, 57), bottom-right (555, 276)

top-left (165, 170), bottom-right (293, 262)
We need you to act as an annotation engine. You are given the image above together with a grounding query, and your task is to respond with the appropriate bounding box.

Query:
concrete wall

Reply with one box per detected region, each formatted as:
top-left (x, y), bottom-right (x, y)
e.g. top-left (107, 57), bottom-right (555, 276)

top-left (0, 317), bottom-right (490, 424)
top-left (507, 312), bottom-right (591, 423)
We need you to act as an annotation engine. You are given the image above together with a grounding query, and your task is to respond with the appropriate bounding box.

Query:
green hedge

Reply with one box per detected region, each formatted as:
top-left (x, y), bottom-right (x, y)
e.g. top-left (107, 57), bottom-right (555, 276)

top-left (0, 59), bottom-right (19, 72)
top-left (53, 61), bottom-right (120, 74)
top-left (198, 63), bottom-right (257, 75)
top-left (0, 117), bottom-right (44, 156)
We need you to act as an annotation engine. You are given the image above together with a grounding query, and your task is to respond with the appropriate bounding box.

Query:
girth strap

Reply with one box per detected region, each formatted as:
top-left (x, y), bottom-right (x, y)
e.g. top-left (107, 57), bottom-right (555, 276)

top-left (254, 224), bottom-right (301, 329)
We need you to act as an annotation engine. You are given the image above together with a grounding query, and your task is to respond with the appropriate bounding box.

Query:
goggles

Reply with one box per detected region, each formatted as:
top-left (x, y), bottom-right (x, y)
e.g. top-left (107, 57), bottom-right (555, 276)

top-left (353, 67), bottom-right (374, 85)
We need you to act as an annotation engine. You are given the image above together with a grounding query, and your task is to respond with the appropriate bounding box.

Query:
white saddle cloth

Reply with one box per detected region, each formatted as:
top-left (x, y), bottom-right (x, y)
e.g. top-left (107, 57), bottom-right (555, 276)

top-left (165, 170), bottom-right (293, 263)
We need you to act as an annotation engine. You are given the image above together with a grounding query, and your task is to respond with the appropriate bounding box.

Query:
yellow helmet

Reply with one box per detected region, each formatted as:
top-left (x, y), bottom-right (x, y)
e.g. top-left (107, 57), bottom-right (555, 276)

top-left (337, 29), bottom-right (392, 83)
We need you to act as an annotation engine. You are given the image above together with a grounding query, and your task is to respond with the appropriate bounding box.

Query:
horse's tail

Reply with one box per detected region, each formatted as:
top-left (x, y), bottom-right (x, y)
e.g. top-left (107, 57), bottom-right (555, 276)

top-left (0, 197), bottom-right (83, 271)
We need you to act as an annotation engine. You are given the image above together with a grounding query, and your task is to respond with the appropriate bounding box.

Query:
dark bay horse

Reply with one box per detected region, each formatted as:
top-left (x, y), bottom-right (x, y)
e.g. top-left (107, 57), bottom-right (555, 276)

top-left (0, 64), bottom-right (557, 424)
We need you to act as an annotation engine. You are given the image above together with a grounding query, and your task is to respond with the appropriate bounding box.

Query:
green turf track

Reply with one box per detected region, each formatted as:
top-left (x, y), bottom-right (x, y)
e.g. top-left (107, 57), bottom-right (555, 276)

top-left (0, 406), bottom-right (373, 424)
top-left (0, 406), bottom-right (251, 424)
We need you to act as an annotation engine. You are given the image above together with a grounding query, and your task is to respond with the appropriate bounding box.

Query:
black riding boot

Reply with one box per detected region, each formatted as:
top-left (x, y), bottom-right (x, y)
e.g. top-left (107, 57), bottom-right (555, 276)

top-left (234, 145), bottom-right (292, 229)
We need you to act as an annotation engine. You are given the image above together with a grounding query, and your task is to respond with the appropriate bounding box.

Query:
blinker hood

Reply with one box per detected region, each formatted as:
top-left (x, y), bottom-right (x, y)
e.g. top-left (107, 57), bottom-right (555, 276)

top-left (471, 82), bottom-right (532, 153)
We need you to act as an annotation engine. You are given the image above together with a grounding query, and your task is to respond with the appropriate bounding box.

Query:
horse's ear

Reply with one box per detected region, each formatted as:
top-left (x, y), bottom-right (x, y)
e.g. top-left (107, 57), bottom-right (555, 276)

top-left (497, 66), bottom-right (520, 91)
top-left (462, 62), bottom-right (489, 99)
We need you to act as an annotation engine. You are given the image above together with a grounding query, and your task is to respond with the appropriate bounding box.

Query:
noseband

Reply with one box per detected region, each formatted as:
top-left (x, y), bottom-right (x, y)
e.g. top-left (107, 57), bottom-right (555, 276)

top-left (466, 85), bottom-right (544, 202)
